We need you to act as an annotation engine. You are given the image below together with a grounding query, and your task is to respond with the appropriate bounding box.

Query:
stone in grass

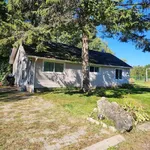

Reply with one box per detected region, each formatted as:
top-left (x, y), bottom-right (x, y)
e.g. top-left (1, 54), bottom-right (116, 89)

top-left (97, 97), bottom-right (133, 132)
top-left (137, 122), bottom-right (150, 131)
top-left (87, 117), bottom-right (100, 125)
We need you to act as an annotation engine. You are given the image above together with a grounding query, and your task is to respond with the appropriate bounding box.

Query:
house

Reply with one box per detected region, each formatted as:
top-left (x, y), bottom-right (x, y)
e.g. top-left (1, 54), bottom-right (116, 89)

top-left (9, 42), bottom-right (132, 92)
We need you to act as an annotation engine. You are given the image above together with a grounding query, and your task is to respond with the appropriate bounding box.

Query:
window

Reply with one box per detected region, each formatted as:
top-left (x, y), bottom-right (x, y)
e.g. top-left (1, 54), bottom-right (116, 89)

top-left (116, 69), bottom-right (122, 79)
top-left (90, 66), bottom-right (94, 72)
top-left (55, 63), bottom-right (64, 72)
top-left (44, 62), bottom-right (54, 72)
top-left (43, 61), bottom-right (64, 72)
top-left (95, 67), bottom-right (99, 73)
top-left (90, 66), bottom-right (99, 73)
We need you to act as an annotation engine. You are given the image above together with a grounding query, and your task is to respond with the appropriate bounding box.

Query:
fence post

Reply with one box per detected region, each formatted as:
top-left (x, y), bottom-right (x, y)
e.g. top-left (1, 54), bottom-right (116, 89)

top-left (146, 68), bottom-right (150, 82)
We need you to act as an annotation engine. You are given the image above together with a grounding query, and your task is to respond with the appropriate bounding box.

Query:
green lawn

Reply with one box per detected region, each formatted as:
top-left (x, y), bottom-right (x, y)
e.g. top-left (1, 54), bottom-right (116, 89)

top-left (38, 81), bottom-right (150, 117)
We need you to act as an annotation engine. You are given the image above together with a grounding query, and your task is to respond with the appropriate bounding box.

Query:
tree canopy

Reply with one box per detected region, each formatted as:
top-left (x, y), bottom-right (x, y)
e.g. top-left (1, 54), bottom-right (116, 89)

top-left (1, 0), bottom-right (149, 51)
top-left (51, 30), bottom-right (113, 53)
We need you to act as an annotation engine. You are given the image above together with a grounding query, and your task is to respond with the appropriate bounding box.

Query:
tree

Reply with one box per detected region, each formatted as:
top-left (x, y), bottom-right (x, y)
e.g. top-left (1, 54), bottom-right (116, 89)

top-left (130, 64), bottom-right (150, 81)
top-left (51, 30), bottom-right (113, 53)
top-left (0, 0), bottom-right (7, 21)
top-left (0, 0), bottom-right (150, 92)
top-left (77, 37), bottom-right (113, 53)
top-left (44, 0), bottom-right (149, 92)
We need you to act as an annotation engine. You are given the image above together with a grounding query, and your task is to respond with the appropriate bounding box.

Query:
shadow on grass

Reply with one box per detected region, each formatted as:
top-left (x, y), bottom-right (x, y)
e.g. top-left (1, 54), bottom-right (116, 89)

top-left (1, 83), bottom-right (150, 103)
top-left (36, 83), bottom-right (150, 98)
top-left (71, 84), bottom-right (150, 98)
top-left (0, 86), bottom-right (33, 102)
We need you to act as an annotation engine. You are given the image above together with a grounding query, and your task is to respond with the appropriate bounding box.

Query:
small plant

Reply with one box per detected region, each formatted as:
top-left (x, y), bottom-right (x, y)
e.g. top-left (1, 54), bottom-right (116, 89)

top-left (121, 83), bottom-right (134, 89)
top-left (122, 102), bottom-right (150, 125)
top-left (93, 87), bottom-right (106, 97)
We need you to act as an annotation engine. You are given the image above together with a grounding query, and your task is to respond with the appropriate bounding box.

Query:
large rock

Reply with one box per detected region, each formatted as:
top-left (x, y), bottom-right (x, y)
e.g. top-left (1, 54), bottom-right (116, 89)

top-left (97, 97), bottom-right (133, 132)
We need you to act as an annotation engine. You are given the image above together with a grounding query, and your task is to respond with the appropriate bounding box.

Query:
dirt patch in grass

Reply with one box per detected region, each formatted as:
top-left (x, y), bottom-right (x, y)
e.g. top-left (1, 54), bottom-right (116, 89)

top-left (116, 130), bottom-right (150, 150)
top-left (0, 87), bottom-right (114, 150)
top-left (1, 83), bottom-right (150, 150)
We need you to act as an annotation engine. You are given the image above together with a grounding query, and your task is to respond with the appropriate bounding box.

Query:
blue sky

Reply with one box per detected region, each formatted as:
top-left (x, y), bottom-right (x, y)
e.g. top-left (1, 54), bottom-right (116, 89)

top-left (97, 29), bottom-right (150, 67)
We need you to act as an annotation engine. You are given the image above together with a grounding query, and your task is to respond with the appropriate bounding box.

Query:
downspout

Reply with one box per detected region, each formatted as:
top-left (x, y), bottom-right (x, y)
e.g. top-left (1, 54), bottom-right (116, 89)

top-left (33, 57), bottom-right (38, 92)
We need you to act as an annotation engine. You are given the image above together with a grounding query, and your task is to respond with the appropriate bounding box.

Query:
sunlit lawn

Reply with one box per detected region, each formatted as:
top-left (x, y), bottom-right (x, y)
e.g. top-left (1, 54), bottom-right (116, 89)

top-left (38, 81), bottom-right (150, 150)
top-left (0, 81), bottom-right (150, 150)
top-left (39, 81), bottom-right (150, 117)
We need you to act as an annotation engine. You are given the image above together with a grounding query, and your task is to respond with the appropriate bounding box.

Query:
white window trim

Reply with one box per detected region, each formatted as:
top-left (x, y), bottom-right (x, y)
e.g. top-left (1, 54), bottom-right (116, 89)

top-left (115, 69), bottom-right (123, 80)
top-left (42, 60), bottom-right (65, 73)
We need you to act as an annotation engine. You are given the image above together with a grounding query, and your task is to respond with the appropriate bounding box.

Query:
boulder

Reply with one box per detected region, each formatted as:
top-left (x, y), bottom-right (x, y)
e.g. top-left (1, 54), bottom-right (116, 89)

top-left (97, 97), bottom-right (133, 132)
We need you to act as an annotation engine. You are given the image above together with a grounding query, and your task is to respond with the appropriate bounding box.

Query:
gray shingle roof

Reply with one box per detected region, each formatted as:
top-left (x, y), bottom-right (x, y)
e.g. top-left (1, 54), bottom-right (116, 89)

top-left (23, 42), bottom-right (132, 68)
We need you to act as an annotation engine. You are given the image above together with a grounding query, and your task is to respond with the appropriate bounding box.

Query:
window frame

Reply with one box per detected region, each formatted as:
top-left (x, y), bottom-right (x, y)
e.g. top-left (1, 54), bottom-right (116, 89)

top-left (43, 60), bottom-right (64, 73)
top-left (89, 66), bottom-right (100, 73)
top-left (115, 69), bottom-right (123, 80)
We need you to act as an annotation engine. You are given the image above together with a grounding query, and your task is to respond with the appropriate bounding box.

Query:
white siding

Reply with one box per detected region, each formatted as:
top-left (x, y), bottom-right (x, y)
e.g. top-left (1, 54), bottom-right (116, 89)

top-left (90, 67), bottom-right (130, 87)
top-left (34, 59), bottom-right (130, 88)
top-left (34, 60), bottom-right (82, 88)
top-left (13, 45), bottom-right (34, 91)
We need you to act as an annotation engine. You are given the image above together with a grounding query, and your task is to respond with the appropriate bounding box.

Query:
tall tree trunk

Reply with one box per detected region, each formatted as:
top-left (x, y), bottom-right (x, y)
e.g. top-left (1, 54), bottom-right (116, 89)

top-left (82, 32), bottom-right (90, 92)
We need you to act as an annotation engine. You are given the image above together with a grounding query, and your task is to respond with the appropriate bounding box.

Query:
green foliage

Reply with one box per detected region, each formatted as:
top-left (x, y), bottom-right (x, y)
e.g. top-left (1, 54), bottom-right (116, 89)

top-left (121, 83), bottom-right (134, 89)
top-left (37, 81), bottom-right (150, 118)
top-left (122, 102), bottom-right (150, 124)
top-left (89, 38), bottom-right (113, 53)
top-left (0, 0), bottom-right (149, 52)
top-left (107, 147), bottom-right (117, 150)
top-left (52, 30), bottom-right (114, 53)
top-left (130, 64), bottom-right (150, 80)
top-left (46, 0), bottom-right (60, 4)
top-left (77, 37), bottom-right (113, 53)
top-left (0, 57), bottom-right (11, 81)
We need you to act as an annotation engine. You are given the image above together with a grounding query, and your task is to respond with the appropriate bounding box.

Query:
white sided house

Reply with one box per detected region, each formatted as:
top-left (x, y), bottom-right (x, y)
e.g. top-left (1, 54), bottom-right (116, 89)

top-left (9, 42), bottom-right (132, 92)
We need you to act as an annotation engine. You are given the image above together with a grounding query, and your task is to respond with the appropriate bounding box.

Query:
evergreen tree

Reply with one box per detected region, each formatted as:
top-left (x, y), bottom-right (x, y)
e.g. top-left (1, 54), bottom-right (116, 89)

top-left (40, 0), bottom-right (149, 92)
top-left (51, 30), bottom-right (113, 53)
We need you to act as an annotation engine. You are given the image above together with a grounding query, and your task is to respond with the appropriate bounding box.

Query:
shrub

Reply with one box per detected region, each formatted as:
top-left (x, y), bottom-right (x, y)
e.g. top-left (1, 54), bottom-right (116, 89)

top-left (121, 83), bottom-right (134, 89)
top-left (122, 102), bottom-right (150, 125)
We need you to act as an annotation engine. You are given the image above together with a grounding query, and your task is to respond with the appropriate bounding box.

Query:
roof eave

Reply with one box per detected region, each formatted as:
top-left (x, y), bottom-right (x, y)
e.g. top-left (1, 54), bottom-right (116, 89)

top-left (28, 55), bottom-right (132, 69)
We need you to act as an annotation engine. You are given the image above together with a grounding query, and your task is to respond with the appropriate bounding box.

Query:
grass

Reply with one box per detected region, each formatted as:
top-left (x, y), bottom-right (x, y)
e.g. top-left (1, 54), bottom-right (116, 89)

top-left (0, 81), bottom-right (150, 150)
top-left (38, 81), bottom-right (150, 117)
top-left (0, 87), bottom-right (114, 150)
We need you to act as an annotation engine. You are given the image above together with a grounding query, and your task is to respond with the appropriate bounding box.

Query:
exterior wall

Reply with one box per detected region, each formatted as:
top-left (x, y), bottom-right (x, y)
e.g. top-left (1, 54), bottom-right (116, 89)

top-left (34, 59), bottom-right (82, 88)
top-left (13, 45), bottom-right (34, 92)
top-left (13, 45), bottom-right (26, 85)
top-left (34, 58), bottom-right (130, 89)
top-left (90, 67), bottom-right (130, 87)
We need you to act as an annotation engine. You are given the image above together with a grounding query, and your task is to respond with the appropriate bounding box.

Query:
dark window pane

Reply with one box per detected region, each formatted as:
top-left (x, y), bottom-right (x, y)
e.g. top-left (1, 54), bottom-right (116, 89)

top-left (116, 69), bottom-right (118, 79)
top-left (119, 70), bottom-right (122, 79)
top-left (55, 63), bottom-right (64, 72)
top-left (90, 66), bottom-right (94, 72)
top-left (44, 62), bottom-right (54, 72)
top-left (95, 67), bottom-right (99, 72)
